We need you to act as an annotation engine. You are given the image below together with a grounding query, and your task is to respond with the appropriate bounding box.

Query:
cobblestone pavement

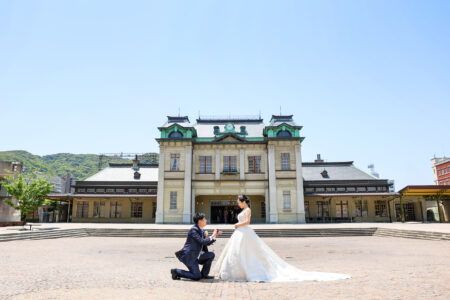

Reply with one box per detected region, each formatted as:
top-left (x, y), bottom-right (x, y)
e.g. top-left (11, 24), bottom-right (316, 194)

top-left (1, 237), bottom-right (449, 300)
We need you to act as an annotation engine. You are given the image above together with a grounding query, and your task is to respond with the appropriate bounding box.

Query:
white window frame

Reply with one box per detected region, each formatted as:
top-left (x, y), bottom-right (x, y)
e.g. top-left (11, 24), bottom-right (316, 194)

top-left (170, 191), bottom-right (177, 210)
top-left (283, 191), bottom-right (291, 210)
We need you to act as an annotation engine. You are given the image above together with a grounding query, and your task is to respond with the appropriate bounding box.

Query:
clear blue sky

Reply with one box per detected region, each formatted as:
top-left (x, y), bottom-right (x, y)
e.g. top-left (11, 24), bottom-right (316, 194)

top-left (1, 1), bottom-right (449, 190)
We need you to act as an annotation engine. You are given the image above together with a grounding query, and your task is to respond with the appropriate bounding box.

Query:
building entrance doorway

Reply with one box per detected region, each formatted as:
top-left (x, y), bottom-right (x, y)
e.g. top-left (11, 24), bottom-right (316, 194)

top-left (395, 203), bottom-right (416, 221)
top-left (210, 200), bottom-right (241, 224)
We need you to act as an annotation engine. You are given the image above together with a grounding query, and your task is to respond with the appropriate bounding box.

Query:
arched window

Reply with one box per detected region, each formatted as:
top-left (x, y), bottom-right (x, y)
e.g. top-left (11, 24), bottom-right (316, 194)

top-left (276, 130), bottom-right (292, 137)
top-left (168, 131), bottom-right (183, 138)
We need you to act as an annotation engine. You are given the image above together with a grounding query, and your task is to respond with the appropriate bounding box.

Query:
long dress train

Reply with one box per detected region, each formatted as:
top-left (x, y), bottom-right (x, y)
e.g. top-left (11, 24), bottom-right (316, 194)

top-left (213, 208), bottom-right (351, 282)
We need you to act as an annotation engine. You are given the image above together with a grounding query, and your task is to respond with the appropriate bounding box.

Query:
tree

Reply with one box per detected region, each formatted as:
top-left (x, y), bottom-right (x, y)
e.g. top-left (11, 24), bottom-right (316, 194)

top-left (1, 173), bottom-right (54, 223)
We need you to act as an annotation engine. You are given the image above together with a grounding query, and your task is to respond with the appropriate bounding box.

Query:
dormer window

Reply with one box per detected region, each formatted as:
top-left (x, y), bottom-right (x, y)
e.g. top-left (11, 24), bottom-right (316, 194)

top-left (134, 171), bottom-right (141, 179)
top-left (168, 131), bottom-right (183, 138)
top-left (240, 126), bottom-right (246, 134)
top-left (213, 126), bottom-right (220, 135)
top-left (276, 130), bottom-right (292, 137)
top-left (321, 169), bottom-right (329, 178)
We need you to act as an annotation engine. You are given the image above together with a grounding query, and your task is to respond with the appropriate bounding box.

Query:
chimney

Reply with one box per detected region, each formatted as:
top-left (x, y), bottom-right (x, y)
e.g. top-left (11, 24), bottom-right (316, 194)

top-left (315, 154), bottom-right (324, 163)
top-left (132, 155), bottom-right (139, 171)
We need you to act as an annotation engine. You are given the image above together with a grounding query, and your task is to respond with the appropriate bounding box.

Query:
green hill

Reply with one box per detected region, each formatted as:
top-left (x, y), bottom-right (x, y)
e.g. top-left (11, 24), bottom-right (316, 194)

top-left (0, 151), bottom-right (158, 180)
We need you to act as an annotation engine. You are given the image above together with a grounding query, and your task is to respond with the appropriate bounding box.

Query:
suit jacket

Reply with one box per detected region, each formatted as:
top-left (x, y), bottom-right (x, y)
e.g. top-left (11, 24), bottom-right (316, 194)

top-left (175, 225), bottom-right (216, 266)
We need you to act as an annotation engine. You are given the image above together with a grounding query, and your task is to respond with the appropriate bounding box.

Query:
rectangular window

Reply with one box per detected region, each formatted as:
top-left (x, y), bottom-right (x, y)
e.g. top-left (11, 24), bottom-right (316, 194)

top-left (128, 188), bottom-right (137, 194)
top-left (76, 201), bottom-right (89, 218)
top-left (283, 191), bottom-right (291, 210)
top-left (281, 153), bottom-right (290, 170)
top-left (223, 156), bottom-right (237, 172)
top-left (170, 154), bottom-right (180, 171)
top-left (317, 201), bottom-right (329, 217)
top-left (335, 200), bottom-right (348, 218)
top-left (131, 202), bottom-right (143, 218)
top-left (367, 187), bottom-right (376, 192)
top-left (106, 188), bottom-right (114, 193)
top-left (248, 156), bottom-right (261, 173)
top-left (336, 187), bottom-right (346, 192)
top-left (199, 156), bottom-right (212, 173)
top-left (110, 201), bottom-right (122, 218)
top-left (261, 201), bottom-right (266, 219)
top-left (138, 188), bottom-right (148, 193)
top-left (375, 200), bottom-right (387, 217)
top-left (116, 188), bottom-right (124, 193)
top-left (355, 200), bottom-right (368, 217)
top-left (87, 188), bottom-right (95, 193)
top-left (395, 203), bottom-right (416, 221)
top-left (305, 201), bottom-right (310, 218)
top-left (152, 201), bottom-right (157, 219)
top-left (347, 187), bottom-right (356, 192)
top-left (357, 187), bottom-right (366, 192)
top-left (170, 191), bottom-right (177, 210)
top-left (77, 188), bottom-right (86, 193)
top-left (93, 201), bottom-right (105, 218)
top-left (96, 188), bottom-right (105, 193)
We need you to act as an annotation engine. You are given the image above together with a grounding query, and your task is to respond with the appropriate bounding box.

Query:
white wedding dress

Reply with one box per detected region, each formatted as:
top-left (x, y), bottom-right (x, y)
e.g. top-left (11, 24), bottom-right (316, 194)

top-left (213, 207), bottom-right (351, 282)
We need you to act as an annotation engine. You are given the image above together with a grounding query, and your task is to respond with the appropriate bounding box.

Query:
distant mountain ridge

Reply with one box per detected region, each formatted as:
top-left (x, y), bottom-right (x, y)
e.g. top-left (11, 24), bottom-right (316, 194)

top-left (0, 150), bottom-right (157, 180)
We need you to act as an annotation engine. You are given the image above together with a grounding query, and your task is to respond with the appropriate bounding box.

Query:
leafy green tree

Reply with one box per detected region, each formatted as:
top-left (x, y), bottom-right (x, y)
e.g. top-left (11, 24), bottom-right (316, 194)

top-left (1, 173), bottom-right (54, 223)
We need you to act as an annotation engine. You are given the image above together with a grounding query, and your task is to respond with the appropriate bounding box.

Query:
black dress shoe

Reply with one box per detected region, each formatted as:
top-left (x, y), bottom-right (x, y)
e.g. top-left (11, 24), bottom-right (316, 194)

top-left (171, 269), bottom-right (180, 280)
top-left (202, 275), bottom-right (214, 279)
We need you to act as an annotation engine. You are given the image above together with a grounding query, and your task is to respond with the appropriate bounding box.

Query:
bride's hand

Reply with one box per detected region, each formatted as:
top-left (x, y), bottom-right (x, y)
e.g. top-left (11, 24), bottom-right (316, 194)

top-left (234, 223), bottom-right (239, 229)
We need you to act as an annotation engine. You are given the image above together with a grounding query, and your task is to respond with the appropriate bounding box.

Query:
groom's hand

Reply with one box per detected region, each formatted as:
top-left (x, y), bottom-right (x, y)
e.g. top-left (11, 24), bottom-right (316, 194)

top-left (211, 229), bottom-right (223, 239)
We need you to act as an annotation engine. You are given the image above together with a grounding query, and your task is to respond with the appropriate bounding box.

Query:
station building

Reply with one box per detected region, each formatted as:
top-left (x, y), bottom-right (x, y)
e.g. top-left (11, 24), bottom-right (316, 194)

top-left (47, 114), bottom-right (438, 224)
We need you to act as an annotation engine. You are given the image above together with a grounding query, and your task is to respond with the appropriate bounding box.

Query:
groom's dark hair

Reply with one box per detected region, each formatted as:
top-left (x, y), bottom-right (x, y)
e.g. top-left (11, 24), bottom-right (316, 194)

top-left (193, 212), bottom-right (206, 224)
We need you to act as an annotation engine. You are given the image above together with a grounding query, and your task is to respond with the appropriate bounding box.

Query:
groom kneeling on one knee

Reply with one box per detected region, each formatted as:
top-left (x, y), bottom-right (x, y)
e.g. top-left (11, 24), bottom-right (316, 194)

top-left (171, 212), bottom-right (222, 281)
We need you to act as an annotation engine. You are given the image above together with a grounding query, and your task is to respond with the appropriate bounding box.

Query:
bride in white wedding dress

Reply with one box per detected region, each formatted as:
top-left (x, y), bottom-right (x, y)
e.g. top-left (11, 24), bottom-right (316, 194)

top-left (213, 195), bottom-right (351, 282)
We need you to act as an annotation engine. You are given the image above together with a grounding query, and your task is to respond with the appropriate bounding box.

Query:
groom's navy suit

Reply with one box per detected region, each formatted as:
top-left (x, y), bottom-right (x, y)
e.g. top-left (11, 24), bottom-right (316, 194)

top-left (174, 224), bottom-right (216, 280)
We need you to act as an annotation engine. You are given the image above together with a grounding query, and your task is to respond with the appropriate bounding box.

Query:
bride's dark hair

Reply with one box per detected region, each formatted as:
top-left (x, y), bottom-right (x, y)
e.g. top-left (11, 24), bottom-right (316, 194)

top-left (238, 194), bottom-right (250, 207)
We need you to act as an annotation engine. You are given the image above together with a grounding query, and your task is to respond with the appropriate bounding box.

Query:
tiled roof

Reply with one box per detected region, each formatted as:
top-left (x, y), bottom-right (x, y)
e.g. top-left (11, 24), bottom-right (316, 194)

top-left (84, 166), bottom-right (158, 182)
top-left (268, 115), bottom-right (298, 127)
top-left (302, 163), bottom-right (379, 181)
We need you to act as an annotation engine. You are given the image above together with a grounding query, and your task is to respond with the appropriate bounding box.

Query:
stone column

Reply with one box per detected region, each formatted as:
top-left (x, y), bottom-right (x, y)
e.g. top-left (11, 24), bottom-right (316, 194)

top-left (268, 143), bottom-right (278, 223)
top-left (265, 187), bottom-right (270, 223)
top-left (215, 149), bottom-right (221, 180)
top-left (183, 144), bottom-right (193, 223)
top-left (191, 189), bottom-right (196, 224)
top-left (240, 148), bottom-right (245, 180)
top-left (155, 145), bottom-right (165, 223)
top-left (295, 144), bottom-right (306, 223)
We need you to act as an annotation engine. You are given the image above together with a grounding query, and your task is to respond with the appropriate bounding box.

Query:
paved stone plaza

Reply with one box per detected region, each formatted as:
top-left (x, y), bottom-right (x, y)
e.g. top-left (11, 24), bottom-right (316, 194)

top-left (1, 235), bottom-right (449, 300)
